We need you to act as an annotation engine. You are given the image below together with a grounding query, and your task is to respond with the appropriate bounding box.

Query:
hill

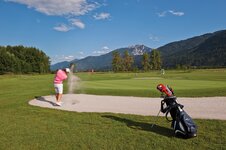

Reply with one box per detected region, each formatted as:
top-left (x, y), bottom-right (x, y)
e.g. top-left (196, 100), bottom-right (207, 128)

top-left (158, 30), bottom-right (226, 68)
top-left (55, 45), bottom-right (152, 71)
top-left (51, 29), bottom-right (226, 71)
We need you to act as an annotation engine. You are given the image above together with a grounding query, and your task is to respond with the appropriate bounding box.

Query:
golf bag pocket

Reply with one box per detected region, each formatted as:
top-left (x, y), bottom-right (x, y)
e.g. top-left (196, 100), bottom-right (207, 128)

top-left (173, 110), bottom-right (197, 138)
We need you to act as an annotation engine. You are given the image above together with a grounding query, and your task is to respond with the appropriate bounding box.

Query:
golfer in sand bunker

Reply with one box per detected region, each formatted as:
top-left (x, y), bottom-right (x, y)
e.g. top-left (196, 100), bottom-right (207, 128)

top-left (53, 68), bottom-right (70, 106)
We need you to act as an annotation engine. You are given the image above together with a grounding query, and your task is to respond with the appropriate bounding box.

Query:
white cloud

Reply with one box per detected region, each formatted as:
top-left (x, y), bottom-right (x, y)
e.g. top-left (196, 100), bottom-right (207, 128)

top-left (51, 55), bottom-right (75, 64)
top-left (5, 0), bottom-right (99, 31)
top-left (157, 11), bottom-right (167, 17)
top-left (93, 46), bottom-right (110, 55)
top-left (93, 50), bottom-right (106, 55)
top-left (69, 19), bottom-right (85, 29)
top-left (52, 52), bottom-right (87, 63)
top-left (65, 55), bottom-right (75, 60)
top-left (5, 0), bottom-right (97, 16)
top-left (169, 10), bottom-right (184, 16)
top-left (149, 34), bottom-right (160, 42)
top-left (157, 10), bottom-right (184, 17)
top-left (53, 24), bottom-right (72, 32)
top-left (54, 19), bottom-right (85, 31)
top-left (102, 46), bottom-right (110, 50)
top-left (75, 51), bottom-right (87, 59)
top-left (93, 12), bottom-right (110, 20)
top-left (79, 51), bottom-right (84, 55)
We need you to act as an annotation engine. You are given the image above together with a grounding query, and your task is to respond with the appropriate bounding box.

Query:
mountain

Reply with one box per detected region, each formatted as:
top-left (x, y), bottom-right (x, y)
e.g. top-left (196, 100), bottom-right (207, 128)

top-left (181, 30), bottom-right (226, 67)
top-left (50, 29), bottom-right (226, 71)
top-left (51, 45), bottom-right (152, 71)
top-left (72, 45), bottom-right (152, 71)
top-left (158, 33), bottom-right (212, 57)
top-left (158, 30), bottom-right (226, 68)
top-left (50, 61), bottom-right (71, 71)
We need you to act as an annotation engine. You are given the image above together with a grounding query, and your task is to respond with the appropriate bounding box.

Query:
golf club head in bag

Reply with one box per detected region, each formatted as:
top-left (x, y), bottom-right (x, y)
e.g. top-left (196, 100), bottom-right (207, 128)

top-left (156, 84), bottom-right (197, 138)
top-left (157, 84), bottom-right (174, 97)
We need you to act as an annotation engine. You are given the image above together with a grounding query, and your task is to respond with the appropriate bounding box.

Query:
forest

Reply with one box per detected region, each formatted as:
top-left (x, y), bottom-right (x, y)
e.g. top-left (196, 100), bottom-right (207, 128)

top-left (0, 45), bottom-right (50, 74)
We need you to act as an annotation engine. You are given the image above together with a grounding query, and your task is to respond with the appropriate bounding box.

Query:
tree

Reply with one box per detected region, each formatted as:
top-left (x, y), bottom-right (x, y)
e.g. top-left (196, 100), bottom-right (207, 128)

top-left (112, 51), bottom-right (122, 72)
top-left (150, 49), bottom-right (162, 70)
top-left (142, 52), bottom-right (151, 71)
top-left (122, 50), bottom-right (134, 71)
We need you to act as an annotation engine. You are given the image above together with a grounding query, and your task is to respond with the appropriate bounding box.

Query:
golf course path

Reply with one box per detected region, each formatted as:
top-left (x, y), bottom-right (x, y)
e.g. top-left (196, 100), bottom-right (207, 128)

top-left (29, 94), bottom-right (226, 120)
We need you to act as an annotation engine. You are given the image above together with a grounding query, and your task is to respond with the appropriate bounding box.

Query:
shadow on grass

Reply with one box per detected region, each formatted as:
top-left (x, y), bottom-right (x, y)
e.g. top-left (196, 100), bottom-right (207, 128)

top-left (35, 96), bottom-right (58, 106)
top-left (102, 115), bottom-right (174, 138)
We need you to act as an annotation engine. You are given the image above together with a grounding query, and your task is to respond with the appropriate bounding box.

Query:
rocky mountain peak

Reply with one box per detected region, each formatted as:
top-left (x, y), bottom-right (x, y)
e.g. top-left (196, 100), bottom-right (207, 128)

top-left (128, 44), bottom-right (151, 55)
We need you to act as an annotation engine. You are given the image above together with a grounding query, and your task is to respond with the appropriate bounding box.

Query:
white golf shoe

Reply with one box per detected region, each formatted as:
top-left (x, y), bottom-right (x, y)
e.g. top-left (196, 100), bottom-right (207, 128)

top-left (55, 102), bottom-right (62, 106)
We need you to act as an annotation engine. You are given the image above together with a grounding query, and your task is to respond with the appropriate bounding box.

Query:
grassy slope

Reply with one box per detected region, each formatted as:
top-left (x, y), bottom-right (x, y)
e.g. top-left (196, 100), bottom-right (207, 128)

top-left (0, 69), bottom-right (226, 149)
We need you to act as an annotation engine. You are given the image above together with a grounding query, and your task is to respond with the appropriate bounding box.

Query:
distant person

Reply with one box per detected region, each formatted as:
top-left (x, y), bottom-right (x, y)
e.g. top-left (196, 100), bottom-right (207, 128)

top-left (53, 68), bottom-right (70, 106)
top-left (161, 69), bottom-right (165, 75)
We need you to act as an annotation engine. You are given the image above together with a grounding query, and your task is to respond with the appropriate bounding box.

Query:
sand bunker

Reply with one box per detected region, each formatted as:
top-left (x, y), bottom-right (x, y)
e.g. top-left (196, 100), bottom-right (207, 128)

top-left (29, 94), bottom-right (226, 120)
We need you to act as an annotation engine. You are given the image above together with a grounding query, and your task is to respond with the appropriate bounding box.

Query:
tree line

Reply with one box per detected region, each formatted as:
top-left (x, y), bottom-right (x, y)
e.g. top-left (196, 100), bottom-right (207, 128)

top-left (0, 45), bottom-right (50, 74)
top-left (112, 49), bottom-right (162, 72)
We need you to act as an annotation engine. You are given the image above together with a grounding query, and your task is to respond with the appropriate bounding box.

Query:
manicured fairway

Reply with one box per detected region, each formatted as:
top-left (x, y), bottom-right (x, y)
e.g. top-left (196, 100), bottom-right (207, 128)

top-left (78, 69), bottom-right (226, 97)
top-left (0, 69), bottom-right (226, 149)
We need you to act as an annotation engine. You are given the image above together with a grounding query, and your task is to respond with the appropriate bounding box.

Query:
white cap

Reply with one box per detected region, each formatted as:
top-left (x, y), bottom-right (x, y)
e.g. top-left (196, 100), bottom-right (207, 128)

top-left (65, 68), bottom-right (70, 73)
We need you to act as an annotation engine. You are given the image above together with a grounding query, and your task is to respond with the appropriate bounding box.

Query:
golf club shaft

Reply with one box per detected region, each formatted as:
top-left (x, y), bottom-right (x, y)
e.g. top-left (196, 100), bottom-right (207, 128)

top-left (151, 109), bottom-right (161, 128)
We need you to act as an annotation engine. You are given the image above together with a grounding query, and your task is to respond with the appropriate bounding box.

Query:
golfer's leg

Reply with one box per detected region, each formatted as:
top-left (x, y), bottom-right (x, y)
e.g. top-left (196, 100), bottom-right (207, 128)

top-left (55, 93), bottom-right (59, 102)
top-left (57, 84), bottom-right (63, 102)
top-left (58, 94), bottom-right (63, 102)
top-left (55, 84), bottom-right (63, 102)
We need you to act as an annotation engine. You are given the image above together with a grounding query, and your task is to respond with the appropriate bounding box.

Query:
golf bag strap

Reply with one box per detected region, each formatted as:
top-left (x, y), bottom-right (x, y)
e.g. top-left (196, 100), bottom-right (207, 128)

top-left (165, 105), bottom-right (177, 122)
top-left (164, 103), bottom-right (184, 122)
top-left (160, 100), bottom-right (176, 113)
top-left (160, 100), bottom-right (170, 113)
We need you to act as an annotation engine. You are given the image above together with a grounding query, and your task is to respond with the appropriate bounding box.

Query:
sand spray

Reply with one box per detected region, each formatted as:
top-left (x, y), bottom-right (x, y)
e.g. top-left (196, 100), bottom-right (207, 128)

top-left (67, 64), bottom-right (82, 94)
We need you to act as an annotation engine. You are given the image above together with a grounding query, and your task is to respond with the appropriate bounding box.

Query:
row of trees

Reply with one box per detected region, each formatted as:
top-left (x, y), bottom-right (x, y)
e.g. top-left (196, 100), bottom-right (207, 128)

top-left (112, 49), bottom-right (162, 72)
top-left (0, 45), bottom-right (50, 74)
top-left (142, 50), bottom-right (162, 71)
top-left (112, 51), bottom-right (134, 72)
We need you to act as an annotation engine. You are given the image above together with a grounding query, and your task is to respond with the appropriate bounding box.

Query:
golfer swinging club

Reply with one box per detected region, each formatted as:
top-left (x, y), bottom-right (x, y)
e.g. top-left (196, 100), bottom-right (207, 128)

top-left (53, 68), bottom-right (70, 106)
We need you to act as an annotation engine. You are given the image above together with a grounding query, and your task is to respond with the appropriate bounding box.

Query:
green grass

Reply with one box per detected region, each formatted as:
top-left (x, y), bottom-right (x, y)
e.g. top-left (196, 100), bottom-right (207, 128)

top-left (77, 69), bottom-right (226, 97)
top-left (0, 69), bottom-right (226, 149)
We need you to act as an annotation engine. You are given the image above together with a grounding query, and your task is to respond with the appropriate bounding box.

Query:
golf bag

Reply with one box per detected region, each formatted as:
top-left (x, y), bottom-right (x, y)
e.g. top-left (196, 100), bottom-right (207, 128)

top-left (157, 84), bottom-right (197, 138)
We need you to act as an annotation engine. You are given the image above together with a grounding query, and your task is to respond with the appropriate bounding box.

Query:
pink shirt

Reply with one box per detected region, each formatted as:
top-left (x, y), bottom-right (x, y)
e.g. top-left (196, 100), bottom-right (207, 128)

top-left (54, 69), bottom-right (68, 84)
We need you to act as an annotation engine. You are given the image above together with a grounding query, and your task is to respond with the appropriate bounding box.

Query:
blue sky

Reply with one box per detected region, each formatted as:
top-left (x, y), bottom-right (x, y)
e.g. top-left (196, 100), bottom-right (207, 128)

top-left (0, 0), bottom-right (226, 64)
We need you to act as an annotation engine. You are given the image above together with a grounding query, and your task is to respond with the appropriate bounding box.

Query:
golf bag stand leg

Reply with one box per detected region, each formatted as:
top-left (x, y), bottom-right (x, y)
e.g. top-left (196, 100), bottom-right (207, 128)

top-left (151, 109), bottom-right (161, 128)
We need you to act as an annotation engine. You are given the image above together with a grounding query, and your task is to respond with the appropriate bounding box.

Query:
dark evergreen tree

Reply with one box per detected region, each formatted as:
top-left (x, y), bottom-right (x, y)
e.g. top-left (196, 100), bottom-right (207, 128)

top-left (150, 49), bottom-right (162, 70)
top-left (142, 52), bottom-right (151, 71)
top-left (112, 51), bottom-right (122, 72)
top-left (122, 50), bottom-right (134, 71)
